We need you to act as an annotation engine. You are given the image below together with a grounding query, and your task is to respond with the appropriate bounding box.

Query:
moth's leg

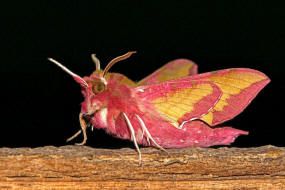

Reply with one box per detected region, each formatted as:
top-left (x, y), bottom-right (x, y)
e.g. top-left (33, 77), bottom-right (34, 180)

top-left (178, 119), bottom-right (196, 129)
top-left (135, 114), bottom-right (167, 153)
top-left (141, 125), bottom-right (146, 142)
top-left (146, 135), bottom-right (151, 146)
top-left (66, 130), bottom-right (82, 142)
top-left (122, 112), bottom-right (142, 166)
top-left (140, 124), bottom-right (150, 145)
top-left (68, 113), bottom-right (88, 146)
top-left (178, 117), bottom-right (210, 129)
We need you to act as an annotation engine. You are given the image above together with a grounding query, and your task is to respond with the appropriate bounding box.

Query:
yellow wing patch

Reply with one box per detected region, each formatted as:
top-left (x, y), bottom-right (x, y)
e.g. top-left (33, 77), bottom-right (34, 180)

top-left (152, 83), bottom-right (214, 128)
top-left (138, 59), bottom-right (196, 86)
top-left (156, 63), bottom-right (195, 84)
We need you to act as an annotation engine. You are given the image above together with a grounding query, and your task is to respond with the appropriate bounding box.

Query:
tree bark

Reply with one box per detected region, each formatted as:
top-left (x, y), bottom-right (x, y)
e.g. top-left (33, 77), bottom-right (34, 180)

top-left (0, 145), bottom-right (284, 189)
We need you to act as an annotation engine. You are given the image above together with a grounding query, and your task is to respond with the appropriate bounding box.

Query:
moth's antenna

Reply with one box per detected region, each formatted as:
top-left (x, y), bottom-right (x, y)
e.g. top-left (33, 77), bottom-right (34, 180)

top-left (48, 58), bottom-right (89, 88)
top-left (91, 54), bottom-right (100, 71)
top-left (102, 51), bottom-right (136, 77)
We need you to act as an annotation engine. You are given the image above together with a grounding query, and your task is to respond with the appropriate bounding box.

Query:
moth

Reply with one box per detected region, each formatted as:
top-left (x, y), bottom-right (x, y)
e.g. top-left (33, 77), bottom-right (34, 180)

top-left (49, 52), bottom-right (270, 165)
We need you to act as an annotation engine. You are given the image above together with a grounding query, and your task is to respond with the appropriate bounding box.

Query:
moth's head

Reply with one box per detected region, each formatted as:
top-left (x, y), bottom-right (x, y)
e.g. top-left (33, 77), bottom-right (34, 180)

top-left (48, 52), bottom-right (136, 115)
top-left (48, 51), bottom-right (136, 97)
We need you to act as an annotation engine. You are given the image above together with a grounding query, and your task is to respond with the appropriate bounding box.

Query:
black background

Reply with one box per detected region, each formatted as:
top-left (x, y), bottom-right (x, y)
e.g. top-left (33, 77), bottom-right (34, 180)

top-left (1, 1), bottom-right (284, 148)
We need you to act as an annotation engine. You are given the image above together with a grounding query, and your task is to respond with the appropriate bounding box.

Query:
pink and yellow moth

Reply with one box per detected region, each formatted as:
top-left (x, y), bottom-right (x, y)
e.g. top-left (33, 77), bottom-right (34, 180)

top-left (48, 51), bottom-right (270, 165)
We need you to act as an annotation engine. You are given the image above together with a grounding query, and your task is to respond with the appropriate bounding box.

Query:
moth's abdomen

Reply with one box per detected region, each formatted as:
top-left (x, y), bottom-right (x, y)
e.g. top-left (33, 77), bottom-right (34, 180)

top-left (147, 120), bottom-right (248, 148)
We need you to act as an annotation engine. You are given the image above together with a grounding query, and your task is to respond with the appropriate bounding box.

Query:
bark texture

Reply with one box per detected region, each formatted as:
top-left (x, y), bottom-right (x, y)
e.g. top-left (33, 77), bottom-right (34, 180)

top-left (0, 145), bottom-right (284, 189)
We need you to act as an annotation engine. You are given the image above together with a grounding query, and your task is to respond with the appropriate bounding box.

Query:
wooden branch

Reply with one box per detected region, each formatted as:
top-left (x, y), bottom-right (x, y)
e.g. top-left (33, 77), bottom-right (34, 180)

top-left (0, 145), bottom-right (284, 189)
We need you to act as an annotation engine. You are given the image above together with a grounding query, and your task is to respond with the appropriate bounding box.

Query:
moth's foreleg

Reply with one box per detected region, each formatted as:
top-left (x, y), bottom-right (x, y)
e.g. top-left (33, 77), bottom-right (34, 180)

top-left (135, 114), bottom-right (167, 153)
top-left (66, 130), bottom-right (82, 142)
top-left (122, 112), bottom-right (142, 166)
top-left (75, 113), bottom-right (88, 145)
top-left (67, 113), bottom-right (88, 145)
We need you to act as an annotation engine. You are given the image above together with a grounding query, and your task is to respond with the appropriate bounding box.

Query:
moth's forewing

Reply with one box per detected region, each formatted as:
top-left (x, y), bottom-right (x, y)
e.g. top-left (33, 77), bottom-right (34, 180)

top-left (136, 79), bottom-right (222, 128)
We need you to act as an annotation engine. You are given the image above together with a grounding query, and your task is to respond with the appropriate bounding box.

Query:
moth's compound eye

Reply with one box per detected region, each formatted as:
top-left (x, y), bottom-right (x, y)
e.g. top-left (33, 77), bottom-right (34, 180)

top-left (92, 81), bottom-right (106, 95)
